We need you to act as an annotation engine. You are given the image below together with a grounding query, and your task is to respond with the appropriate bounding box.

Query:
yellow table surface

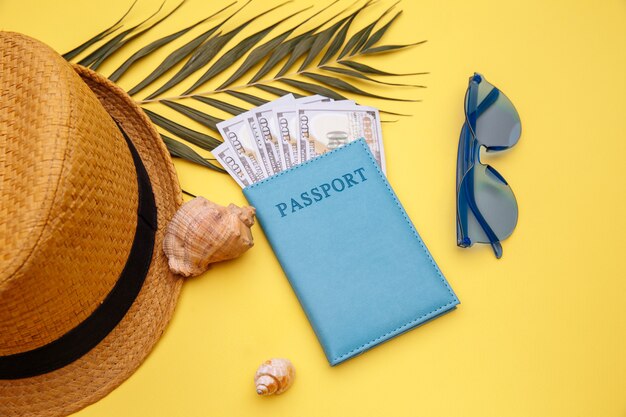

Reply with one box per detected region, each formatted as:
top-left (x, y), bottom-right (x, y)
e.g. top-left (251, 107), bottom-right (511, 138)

top-left (2, 0), bottom-right (625, 415)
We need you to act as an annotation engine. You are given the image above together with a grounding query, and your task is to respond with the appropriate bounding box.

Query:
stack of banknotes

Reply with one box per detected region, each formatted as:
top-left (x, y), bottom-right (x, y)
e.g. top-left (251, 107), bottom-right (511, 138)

top-left (213, 94), bottom-right (386, 187)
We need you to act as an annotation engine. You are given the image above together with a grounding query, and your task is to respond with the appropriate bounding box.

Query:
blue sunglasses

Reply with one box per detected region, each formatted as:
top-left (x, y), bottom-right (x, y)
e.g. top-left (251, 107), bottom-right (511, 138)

top-left (456, 73), bottom-right (521, 259)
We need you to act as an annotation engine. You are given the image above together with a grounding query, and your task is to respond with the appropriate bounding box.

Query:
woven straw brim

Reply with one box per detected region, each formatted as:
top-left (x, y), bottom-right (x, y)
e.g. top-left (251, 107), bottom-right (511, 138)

top-left (0, 66), bottom-right (183, 417)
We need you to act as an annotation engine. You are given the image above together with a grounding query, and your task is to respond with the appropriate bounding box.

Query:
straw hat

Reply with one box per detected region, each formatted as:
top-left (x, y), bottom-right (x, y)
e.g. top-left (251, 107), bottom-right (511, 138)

top-left (0, 32), bottom-right (184, 416)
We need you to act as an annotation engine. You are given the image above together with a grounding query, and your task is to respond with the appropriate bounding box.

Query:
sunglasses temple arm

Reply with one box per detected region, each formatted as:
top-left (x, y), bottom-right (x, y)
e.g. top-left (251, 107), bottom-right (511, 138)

top-left (471, 88), bottom-right (500, 123)
top-left (461, 162), bottom-right (504, 259)
top-left (456, 124), bottom-right (472, 245)
top-left (460, 80), bottom-right (505, 258)
top-left (490, 240), bottom-right (503, 259)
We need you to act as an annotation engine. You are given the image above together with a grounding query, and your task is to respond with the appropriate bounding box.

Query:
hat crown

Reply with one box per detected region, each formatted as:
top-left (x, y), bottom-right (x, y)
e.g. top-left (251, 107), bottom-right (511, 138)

top-left (0, 32), bottom-right (139, 355)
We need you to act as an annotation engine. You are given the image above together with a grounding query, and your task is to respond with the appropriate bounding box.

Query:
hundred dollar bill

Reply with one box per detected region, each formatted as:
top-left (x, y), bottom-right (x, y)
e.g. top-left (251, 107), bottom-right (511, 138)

top-left (212, 142), bottom-right (252, 188)
top-left (297, 104), bottom-right (386, 172)
top-left (217, 116), bottom-right (266, 182)
top-left (253, 107), bottom-right (285, 173)
top-left (295, 100), bottom-right (356, 164)
top-left (273, 95), bottom-right (333, 168)
top-left (245, 94), bottom-right (295, 175)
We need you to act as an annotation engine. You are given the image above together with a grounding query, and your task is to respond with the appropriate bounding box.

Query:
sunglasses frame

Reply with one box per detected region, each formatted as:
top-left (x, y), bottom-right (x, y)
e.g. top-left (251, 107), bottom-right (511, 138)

top-left (456, 73), bottom-right (521, 259)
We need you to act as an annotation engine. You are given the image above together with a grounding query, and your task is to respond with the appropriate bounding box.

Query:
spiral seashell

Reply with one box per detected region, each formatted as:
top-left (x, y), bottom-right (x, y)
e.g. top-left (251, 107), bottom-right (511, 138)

top-left (254, 358), bottom-right (295, 396)
top-left (163, 197), bottom-right (255, 277)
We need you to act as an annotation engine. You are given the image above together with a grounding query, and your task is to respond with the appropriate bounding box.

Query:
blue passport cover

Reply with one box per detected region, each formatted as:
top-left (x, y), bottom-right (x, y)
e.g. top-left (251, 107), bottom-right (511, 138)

top-left (243, 139), bottom-right (459, 365)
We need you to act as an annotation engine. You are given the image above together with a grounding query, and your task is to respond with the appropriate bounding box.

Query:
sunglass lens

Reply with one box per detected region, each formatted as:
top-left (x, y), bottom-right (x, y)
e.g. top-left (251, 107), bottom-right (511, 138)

top-left (465, 74), bottom-right (521, 150)
top-left (457, 163), bottom-right (518, 247)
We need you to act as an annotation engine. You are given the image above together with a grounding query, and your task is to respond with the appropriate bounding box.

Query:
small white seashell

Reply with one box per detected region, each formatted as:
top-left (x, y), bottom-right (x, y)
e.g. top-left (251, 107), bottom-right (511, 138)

top-left (254, 358), bottom-right (295, 396)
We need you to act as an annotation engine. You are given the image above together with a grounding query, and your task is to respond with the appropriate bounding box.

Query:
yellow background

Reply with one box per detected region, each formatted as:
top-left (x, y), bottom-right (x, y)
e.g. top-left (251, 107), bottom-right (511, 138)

top-left (1, 0), bottom-right (625, 415)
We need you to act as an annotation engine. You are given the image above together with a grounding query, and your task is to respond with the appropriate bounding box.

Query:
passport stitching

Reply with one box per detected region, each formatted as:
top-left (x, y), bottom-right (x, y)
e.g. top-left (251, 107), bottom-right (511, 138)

top-left (329, 141), bottom-right (459, 363)
top-left (331, 301), bottom-right (458, 364)
top-left (354, 140), bottom-right (457, 299)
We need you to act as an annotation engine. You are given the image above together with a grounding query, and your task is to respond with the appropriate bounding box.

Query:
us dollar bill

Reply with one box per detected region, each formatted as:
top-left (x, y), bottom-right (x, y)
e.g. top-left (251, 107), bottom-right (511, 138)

top-left (274, 95), bottom-right (333, 167)
top-left (297, 104), bottom-right (386, 172)
top-left (212, 142), bottom-right (252, 188)
top-left (217, 117), bottom-right (266, 181)
top-left (253, 107), bottom-right (284, 172)
top-left (247, 94), bottom-right (295, 175)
